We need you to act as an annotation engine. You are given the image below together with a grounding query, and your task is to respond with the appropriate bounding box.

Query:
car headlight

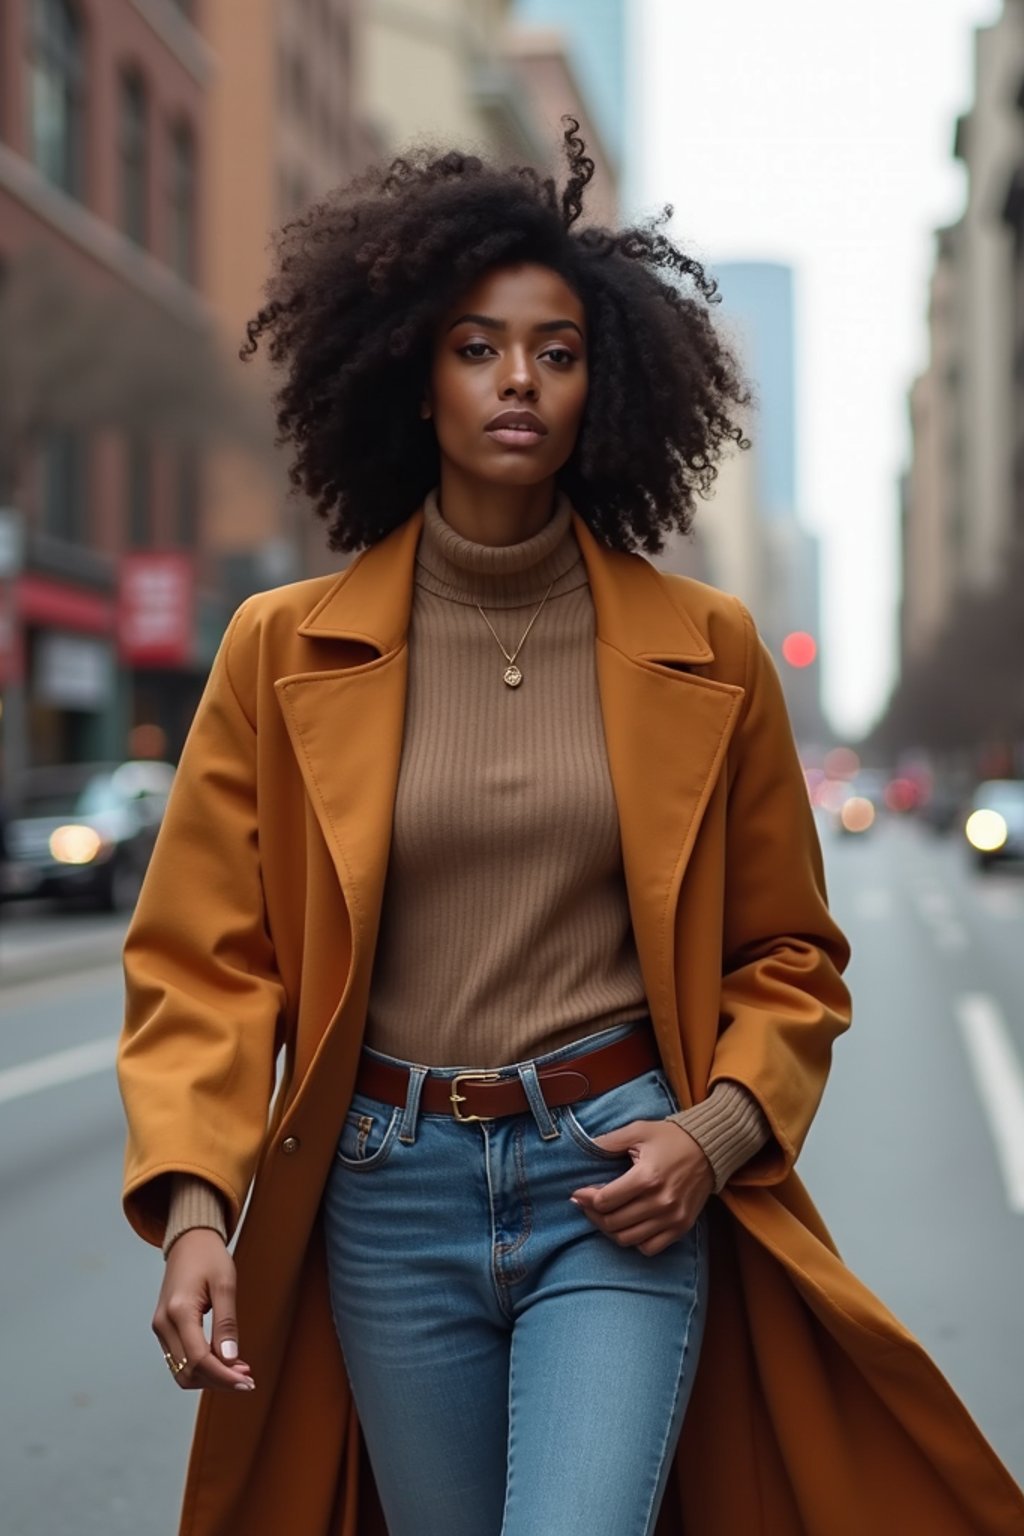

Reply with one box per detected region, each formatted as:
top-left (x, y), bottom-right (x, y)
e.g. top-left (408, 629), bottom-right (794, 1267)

top-left (965, 809), bottom-right (1008, 852)
top-left (49, 824), bottom-right (105, 864)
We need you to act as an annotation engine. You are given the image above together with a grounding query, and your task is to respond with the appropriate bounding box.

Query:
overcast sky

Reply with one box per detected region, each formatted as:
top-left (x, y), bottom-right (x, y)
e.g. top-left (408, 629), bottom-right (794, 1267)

top-left (630, 0), bottom-right (1003, 739)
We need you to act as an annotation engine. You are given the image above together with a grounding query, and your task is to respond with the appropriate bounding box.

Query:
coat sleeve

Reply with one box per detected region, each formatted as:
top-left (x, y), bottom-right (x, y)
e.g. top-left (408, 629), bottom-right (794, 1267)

top-left (706, 603), bottom-right (852, 1186)
top-left (117, 602), bottom-right (285, 1247)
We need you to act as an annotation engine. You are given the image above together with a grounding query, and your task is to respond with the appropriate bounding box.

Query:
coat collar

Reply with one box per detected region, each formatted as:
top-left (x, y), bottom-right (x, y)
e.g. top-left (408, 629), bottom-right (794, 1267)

top-left (296, 505), bottom-right (715, 667)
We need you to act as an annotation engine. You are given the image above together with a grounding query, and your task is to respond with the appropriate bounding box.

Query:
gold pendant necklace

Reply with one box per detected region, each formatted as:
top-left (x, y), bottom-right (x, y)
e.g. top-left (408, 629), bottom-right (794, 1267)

top-left (475, 582), bottom-right (555, 688)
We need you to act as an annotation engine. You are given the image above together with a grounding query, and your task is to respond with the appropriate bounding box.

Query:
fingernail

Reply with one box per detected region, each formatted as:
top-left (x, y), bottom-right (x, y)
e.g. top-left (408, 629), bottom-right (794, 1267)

top-left (234, 1380), bottom-right (256, 1391)
top-left (569, 1197), bottom-right (581, 1206)
top-left (220, 1341), bottom-right (238, 1360)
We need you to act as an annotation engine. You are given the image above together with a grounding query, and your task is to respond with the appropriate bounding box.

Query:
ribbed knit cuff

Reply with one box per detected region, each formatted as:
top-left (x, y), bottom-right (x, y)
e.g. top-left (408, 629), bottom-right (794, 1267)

top-left (162, 1174), bottom-right (229, 1258)
top-left (665, 1080), bottom-right (772, 1193)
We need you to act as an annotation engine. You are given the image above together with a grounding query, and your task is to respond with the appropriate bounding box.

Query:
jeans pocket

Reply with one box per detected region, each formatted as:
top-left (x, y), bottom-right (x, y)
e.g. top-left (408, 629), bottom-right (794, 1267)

top-left (560, 1069), bottom-right (680, 1159)
top-left (335, 1095), bottom-right (401, 1171)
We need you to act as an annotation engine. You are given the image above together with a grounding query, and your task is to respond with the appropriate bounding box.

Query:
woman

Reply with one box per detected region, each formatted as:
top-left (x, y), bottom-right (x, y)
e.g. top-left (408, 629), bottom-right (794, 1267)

top-left (117, 125), bottom-right (1024, 1536)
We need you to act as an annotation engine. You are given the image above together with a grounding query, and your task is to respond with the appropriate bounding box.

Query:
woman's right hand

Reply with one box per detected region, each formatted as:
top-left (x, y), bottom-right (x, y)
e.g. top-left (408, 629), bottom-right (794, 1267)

top-left (153, 1229), bottom-right (256, 1392)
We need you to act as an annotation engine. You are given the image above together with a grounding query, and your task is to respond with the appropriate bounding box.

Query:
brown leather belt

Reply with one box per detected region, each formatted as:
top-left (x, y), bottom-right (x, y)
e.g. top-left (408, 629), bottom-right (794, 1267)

top-left (353, 1023), bottom-right (661, 1123)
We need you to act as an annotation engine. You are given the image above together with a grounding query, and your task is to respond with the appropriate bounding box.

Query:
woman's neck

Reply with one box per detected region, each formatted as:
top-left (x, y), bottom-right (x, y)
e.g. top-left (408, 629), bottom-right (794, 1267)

top-left (434, 465), bottom-right (559, 546)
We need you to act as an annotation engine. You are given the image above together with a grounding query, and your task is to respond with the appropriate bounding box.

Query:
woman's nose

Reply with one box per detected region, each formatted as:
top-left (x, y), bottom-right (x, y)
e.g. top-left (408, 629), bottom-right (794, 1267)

top-left (500, 351), bottom-right (539, 399)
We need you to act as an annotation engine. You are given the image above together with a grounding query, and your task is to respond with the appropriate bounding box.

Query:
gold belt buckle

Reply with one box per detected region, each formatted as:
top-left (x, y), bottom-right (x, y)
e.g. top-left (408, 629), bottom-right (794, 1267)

top-left (450, 1071), bottom-right (502, 1122)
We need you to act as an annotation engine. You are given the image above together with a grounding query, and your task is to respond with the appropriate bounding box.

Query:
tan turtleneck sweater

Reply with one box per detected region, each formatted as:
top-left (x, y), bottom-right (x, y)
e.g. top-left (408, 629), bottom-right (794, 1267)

top-left (163, 493), bottom-right (770, 1253)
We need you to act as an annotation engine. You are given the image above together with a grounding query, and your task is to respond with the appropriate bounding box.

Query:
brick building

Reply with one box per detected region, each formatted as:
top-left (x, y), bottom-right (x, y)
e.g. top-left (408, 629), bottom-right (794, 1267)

top-left (0, 0), bottom-right (216, 787)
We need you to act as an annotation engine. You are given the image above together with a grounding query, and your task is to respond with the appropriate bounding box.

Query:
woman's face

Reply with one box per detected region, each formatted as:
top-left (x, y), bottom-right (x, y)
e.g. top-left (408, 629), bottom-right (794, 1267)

top-left (425, 262), bottom-right (588, 489)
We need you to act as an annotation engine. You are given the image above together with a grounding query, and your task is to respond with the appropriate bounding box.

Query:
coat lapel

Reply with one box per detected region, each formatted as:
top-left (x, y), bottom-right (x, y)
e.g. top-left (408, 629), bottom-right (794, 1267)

top-left (572, 515), bottom-right (745, 1078)
top-left (274, 513), bottom-right (423, 971)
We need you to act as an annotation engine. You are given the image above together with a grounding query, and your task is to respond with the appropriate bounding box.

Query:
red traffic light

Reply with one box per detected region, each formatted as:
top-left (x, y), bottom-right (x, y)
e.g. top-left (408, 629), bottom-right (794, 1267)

top-left (781, 631), bottom-right (817, 668)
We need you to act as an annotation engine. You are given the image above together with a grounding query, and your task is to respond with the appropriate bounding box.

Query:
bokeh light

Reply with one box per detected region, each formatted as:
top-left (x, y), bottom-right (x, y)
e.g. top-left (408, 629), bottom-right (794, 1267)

top-left (824, 747), bottom-right (861, 781)
top-left (884, 777), bottom-right (919, 813)
top-left (965, 810), bottom-right (1008, 853)
top-left (782, 631), bottom-right (817, 668)
top-left (49, 825), bottom-right (104, 865)
top-left (840, 797), bottom-right (876, 834)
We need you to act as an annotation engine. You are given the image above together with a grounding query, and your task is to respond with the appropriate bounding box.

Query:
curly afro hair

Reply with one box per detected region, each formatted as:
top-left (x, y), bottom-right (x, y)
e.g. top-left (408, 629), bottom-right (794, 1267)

top-left (242, 120), bottom-right (752, 555)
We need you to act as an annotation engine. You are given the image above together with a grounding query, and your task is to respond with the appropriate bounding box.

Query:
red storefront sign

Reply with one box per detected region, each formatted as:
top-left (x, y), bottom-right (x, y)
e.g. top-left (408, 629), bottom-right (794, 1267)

top-left (118, 553), bottom-right (195, 667)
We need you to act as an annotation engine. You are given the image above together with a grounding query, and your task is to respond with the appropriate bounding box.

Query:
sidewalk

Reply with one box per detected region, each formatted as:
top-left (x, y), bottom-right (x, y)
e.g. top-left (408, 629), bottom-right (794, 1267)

top-left (0, 907), bottom-right (129, 987)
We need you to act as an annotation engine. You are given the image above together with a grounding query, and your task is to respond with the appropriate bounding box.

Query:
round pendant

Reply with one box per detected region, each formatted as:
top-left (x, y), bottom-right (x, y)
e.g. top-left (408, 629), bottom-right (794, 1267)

top-left (503, 665), bottom-right (523, 688)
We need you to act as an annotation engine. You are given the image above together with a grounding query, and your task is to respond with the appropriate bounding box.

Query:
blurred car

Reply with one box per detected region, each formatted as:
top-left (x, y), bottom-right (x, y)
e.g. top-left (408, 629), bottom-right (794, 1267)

top-left (918, 781), bottom-right (967, 836)
top-left (963, 779), bottom-right (1024, 871)
top-left (0, 759), bottom-right (175, 911)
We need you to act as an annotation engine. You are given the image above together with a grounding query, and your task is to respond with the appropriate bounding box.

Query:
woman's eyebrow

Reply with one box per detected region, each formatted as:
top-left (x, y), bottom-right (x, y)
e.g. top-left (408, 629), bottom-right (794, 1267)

top-left (446, 313), bottom-right (584, 339)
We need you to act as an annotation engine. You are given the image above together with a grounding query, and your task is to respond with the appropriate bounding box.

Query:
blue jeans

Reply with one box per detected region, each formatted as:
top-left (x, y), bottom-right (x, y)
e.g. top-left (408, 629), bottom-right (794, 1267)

top-left (322, 1019), bottom-right (709, 1536)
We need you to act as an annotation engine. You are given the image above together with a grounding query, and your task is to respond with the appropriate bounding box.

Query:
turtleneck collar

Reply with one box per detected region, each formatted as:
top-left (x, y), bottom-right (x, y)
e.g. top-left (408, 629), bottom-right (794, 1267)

top-left (415, 487), bottom-right (586, 609)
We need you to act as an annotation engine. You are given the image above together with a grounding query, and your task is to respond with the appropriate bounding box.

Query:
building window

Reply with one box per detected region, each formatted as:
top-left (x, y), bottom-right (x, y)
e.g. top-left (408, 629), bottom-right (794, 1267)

top-left (29, 0), bottom-right (85, 199)
top-left (119, 67), bottom-right (148, 247)
top-left (175, 447), bottom-right (201, 549)
top-left (168, 120), bottom-right (196, 283)
top-left (40, 426), bottom-right (87, 542)
top-left (127, 436), bottom-right (152, 548)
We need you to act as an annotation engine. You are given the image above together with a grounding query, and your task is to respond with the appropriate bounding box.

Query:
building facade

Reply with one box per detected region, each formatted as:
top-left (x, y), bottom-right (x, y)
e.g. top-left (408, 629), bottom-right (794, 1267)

top-left (359, 0), bottom-right (533, 159)
top-left (510, 0), bottom-right (625, 216)
top-left (901, 227), bottom-right (960, 666)
top-left (0, 0), bottom-right (217, 789)
top-left (693, 259), bottom-right (826, 744)
top-left (893, 2), bottom-right (1024, 760)
top-left (946, 3), bottom-right (1024, 595)
top-left (187, 0), bottom-right (361, 592)
top-left (500, 26), bottom-right (617, 224)
top-left (513, 0), bottom-right (625, 175)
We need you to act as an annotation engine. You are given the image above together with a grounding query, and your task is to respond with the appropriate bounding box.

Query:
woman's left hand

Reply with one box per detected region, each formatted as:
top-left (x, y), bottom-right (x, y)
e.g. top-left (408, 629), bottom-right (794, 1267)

top-left (570, 1121), bottom-right (715, 1256)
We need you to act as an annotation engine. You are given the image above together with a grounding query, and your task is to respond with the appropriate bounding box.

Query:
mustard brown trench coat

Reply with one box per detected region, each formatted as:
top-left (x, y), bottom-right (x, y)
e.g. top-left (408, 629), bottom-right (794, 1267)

top-left (118, 507), bottom-right (1024, 1536)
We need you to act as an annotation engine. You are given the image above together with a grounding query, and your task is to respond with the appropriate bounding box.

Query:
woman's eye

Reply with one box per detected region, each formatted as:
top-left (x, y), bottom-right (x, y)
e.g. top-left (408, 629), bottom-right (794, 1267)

top-left (458, 342), bottom-right (494, 359)
top-left (544, 347), bottom-right (575, 366)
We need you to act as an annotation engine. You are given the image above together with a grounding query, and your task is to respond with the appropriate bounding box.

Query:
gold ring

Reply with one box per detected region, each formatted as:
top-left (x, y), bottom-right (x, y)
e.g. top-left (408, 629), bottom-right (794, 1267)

top-left (163, 1351), bottom-right (188, 1377)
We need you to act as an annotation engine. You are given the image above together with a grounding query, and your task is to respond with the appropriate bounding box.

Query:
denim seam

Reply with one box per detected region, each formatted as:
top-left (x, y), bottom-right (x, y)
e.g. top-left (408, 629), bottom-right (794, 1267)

top-left (561, 1103), bottom-right (630, 1161)
top-left (638, 1216), bottom-right (706, 1536)
top-left (482, 1125), bottom-right (515, 1321)
top-left (500, 1320), bottom-right (521, 1536)
top-left (493, 1123), bottom-right (533, 1285)
top-left (334, 1107), bottom-right (401, 1171)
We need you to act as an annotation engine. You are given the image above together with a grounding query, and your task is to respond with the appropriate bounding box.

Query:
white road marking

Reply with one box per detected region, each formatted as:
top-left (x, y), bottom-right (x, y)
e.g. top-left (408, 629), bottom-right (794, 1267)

top-left (956, 994), bottom-right (1024, 1214)
top-left (855, 888), bottom-right (893, 920)
top-left (0, 1036), bottom-right (117, 1106)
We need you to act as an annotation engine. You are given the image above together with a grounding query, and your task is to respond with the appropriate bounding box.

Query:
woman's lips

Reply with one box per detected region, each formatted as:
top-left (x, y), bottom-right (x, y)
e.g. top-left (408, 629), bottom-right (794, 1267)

top-left (485, 426), bottom-right (546, 448)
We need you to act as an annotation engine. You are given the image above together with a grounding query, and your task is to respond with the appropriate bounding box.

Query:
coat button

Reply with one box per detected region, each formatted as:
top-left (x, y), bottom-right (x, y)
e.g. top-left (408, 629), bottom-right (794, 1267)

top-left (281, 1136), bottom-right (300, 1155)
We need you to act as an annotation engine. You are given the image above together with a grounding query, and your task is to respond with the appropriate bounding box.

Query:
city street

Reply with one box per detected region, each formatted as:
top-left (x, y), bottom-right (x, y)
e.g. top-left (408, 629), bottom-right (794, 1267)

top-left (2, 818), bottom-right (1023, 1533)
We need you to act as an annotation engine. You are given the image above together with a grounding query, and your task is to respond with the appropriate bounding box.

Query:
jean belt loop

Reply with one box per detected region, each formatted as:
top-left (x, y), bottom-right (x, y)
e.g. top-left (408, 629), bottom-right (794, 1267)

top-left (398, 1064), bottom-right (429, 1145)
top-left (517, 1061), bottom-right (560, 1140)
